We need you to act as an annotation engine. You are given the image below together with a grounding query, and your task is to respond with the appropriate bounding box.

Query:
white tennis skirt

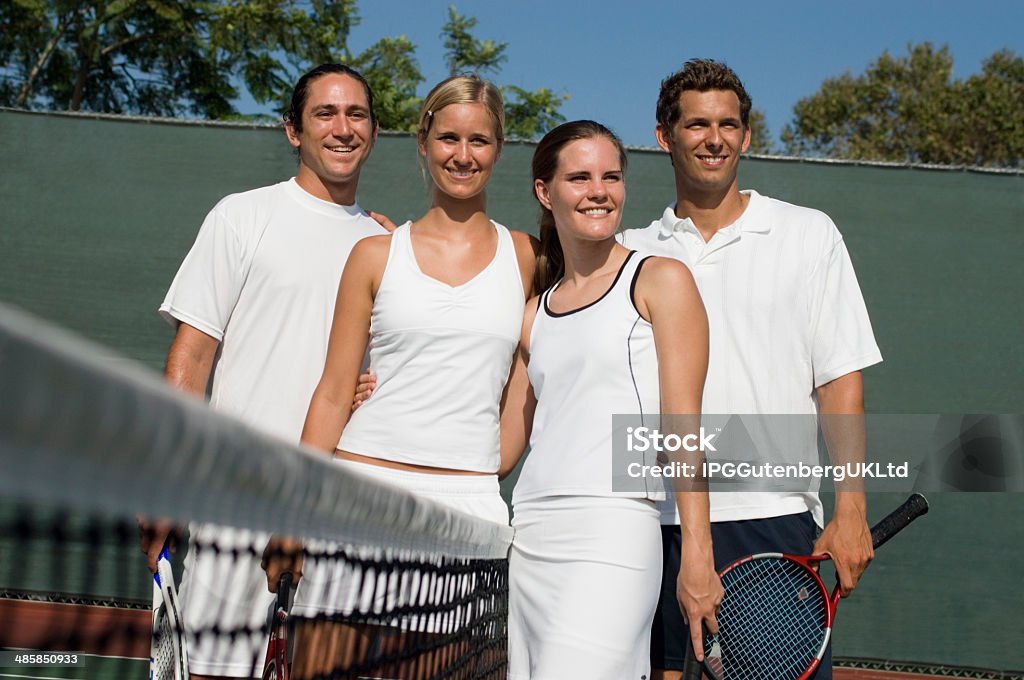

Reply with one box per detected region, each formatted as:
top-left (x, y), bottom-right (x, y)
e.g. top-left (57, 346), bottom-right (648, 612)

top-left (508, 496), bottom-right (662, 680)
top-left (291, 458), bottom-right (508, 632)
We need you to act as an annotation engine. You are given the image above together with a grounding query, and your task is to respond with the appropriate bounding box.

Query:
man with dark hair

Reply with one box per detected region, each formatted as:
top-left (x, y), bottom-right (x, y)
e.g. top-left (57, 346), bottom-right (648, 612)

top-left (139, 63), bottom-right (387, 679)
top-left (285, 63), bottom-right (378, 132)
top-left (620, 58), bottom-right (882, 680)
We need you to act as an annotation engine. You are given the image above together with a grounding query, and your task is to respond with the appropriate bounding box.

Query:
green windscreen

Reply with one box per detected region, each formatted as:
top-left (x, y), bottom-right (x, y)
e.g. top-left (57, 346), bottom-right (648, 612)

top-left (2, 109), bottom-right (1022, 671)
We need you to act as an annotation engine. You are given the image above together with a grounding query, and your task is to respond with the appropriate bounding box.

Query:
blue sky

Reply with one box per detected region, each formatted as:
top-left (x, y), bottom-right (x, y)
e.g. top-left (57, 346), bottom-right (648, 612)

top-left (297, 0), bottom-right (1024, 149)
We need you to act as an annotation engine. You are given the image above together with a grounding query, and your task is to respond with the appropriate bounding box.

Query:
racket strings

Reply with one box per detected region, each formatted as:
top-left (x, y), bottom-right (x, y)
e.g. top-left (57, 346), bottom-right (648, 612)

top-left (151, 603), bottom-right (179, 680)
top-left (707, 558), bottom-right (828, 680)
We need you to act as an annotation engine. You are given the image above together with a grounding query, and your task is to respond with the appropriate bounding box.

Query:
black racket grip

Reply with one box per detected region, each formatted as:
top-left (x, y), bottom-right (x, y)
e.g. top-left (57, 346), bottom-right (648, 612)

top-left (870, 493), bottom-right (929, 550)
top-left (682, 634), bottom-right (704, 680)
top-left (276, 572), bottom-right (293, 611)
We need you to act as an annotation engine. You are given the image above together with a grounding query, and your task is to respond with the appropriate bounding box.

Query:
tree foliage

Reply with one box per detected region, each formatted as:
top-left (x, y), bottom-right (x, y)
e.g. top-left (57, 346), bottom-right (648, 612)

top-left (960, 49), bottom-right (1024, 167)
top-left (438, 5), bottom-right (565, 139)
top-left (1, 1), bottom-right (567, 137)
top-left (351, 35), bottom-right (423, 131)
top-left (440, 4), bottom-right (505, 77)
top-left (1, 0), bottom-right (362, 118)
top-left (782, 43), bottom-right (1023, 167)
top-left (746, 108), bottom-right (772, 154)
top-left (502, 85), bottom-right (567, 140)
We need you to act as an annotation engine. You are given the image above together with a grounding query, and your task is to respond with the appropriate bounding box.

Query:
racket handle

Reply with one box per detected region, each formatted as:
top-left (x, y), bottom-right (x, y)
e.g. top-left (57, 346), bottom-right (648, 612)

top-left (870, 493), bottom-right (929, 549)
top-left (681, 633), bottom-right (704, 680)
top-left (276, 572), bottom-right (293, 611)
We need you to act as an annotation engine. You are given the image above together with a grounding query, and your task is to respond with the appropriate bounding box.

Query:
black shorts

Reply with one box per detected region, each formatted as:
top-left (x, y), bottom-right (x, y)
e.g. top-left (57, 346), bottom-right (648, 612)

top-left (651, 512), bottom-right (832, 678)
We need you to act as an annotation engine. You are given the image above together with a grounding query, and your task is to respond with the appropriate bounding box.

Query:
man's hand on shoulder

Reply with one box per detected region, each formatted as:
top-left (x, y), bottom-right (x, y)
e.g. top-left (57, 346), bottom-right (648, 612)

top-left (368, 211), bottom-right (397, 233)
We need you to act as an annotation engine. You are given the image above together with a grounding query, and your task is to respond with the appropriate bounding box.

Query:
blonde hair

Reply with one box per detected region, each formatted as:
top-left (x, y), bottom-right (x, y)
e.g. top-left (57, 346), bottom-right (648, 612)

top-left (417, 75), bottom-right (505, 143)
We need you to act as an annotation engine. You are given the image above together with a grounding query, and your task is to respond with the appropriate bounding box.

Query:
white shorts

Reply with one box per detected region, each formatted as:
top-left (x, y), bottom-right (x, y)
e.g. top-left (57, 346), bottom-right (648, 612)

top-left (508, 496), bottom-right (662, 680)
top-left (178, 523), bottom-right (275, 677)
top-left (291, 459), bottom-right (508, 631)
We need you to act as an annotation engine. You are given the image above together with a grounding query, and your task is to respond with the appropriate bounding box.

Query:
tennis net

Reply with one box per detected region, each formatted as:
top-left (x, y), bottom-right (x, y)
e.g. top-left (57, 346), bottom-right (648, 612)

top-left (0, 302), bottom-right (512, 679)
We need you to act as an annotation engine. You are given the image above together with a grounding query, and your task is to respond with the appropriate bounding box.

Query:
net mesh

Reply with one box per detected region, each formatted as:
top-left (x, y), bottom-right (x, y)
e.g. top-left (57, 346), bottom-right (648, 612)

top-left (0, 303), bottom-right (512, 679)
top-left (705, 556), bottom-right (828, 680)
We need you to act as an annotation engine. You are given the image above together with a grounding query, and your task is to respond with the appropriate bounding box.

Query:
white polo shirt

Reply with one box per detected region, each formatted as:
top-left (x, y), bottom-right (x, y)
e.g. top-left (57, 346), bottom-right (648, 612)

top-left (619, 190), bottom-right (882, 525)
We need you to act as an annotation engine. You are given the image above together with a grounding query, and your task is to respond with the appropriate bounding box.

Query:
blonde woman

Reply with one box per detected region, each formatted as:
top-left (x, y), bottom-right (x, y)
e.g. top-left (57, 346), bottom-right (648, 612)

top-left (268, 75), bottom-right (536, 678)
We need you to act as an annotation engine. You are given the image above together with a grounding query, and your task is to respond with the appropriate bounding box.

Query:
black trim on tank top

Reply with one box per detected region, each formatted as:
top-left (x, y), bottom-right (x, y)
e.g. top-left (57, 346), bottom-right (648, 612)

top-left (543, 250), bottom-right (636, 318)
top-left (629, 255), bottom-right (657, 320)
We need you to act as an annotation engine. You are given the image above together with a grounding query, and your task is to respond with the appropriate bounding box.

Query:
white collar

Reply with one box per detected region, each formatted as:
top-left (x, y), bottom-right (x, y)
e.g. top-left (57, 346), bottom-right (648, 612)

top-left (658, 190), bottom-right (771, 239)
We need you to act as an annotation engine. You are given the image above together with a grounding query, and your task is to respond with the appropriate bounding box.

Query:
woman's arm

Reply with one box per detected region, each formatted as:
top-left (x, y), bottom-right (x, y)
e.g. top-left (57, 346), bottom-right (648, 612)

top-left (264, 235), bottom-right (389, 590)
top-left (301, 235), bottom-right (390, 452)
top-left (634, 256), bottom-right (721, 659)
top-left (498, 296), bottom-right (539, 479)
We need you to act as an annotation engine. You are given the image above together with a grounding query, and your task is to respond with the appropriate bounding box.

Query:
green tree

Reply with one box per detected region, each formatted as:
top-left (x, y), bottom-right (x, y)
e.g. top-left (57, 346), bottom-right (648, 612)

top-left (1, 0), bottom-right (361, 118)
top-left (352, 35), bottom-right (423, 131)
top-left (440, 4), bottom-right (505, 77)
top-left (207, 0), bottom-right (361, 117)
top-left (2, 1), bottom-right (568, 137)
top-left (961, 49), bottom-right (1024, 167)
top-left (746, 108), bottom-right (772, 154)
top-left (438, 6), bottom-right (566, 139)
top-left (782, 43), bottom-right (1022, 167)
top-left (502, 85), bottom-right (567, 140)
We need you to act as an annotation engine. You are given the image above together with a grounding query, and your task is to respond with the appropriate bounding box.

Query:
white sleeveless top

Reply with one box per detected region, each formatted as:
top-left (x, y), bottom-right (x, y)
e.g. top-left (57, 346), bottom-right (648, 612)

top-left (338, 221), bottom-right (525, 472)
top-left (513, 251), bottom-right (666, 504)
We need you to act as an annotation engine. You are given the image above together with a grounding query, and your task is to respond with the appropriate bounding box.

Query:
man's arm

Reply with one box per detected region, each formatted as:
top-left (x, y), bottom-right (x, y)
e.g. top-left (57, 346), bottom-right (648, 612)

top-left (814, 370), bottom-right (873, 597)
top-left (138, 323), bottom-right (220, 573)
top-left (165, 323), bottom-right (220, 395)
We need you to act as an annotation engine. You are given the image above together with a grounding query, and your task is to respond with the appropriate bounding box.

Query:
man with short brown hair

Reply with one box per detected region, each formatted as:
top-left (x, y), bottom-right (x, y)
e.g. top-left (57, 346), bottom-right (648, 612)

top-left (621, 58), bottom-right (883, 680)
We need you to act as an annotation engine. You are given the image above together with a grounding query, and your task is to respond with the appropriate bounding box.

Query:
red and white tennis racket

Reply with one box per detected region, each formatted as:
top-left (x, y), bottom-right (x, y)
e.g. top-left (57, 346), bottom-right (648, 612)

top-left (150, 543), bottom-right (188, 680)
top-left (701, 493), bottom-right (929, 680)
top-left (262, 572), bottom-right (292, 680)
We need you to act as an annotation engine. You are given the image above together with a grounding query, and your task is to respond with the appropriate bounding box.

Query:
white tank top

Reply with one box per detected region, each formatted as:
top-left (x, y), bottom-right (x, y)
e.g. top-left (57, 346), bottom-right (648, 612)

top-left (339, 221), bottom-right (525, 472)
top-left (513, 251), bottom-right (666, 504)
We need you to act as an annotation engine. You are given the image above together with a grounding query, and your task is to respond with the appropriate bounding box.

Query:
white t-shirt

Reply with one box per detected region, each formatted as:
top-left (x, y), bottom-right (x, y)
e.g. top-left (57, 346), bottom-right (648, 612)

top-left (620, 190), bottom-right (882, 525)
top-left (160, 178), bottom-right (386, 443)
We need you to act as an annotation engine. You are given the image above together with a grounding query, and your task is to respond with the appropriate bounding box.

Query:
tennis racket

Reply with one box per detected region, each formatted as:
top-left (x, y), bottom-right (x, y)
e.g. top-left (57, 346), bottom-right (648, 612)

top-left (702, 493), bottom-right (929, 680)
top-left (150, 543), bottom-right (188, 680)
top-left (262, 572), bottom-right (293, 680)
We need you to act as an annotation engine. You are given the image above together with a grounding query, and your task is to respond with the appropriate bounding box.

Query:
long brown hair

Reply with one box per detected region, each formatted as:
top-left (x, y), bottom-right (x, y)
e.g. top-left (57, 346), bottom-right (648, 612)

top-left (531, 120), bottom-right (628, 292)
